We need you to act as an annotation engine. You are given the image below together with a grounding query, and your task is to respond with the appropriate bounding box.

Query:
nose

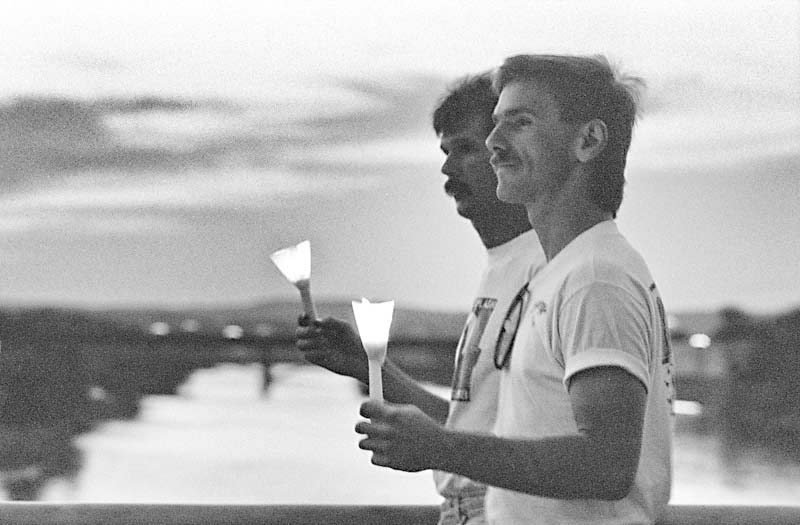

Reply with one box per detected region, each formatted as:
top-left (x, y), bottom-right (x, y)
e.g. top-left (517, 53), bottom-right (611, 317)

top-left (441, 154), bottom-right (458, 177)
top-left (485, 124), bottom-right (505, 155)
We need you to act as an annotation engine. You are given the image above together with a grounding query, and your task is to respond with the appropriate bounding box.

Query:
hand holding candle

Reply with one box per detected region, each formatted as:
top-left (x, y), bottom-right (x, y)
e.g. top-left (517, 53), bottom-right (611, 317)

top-left (270, 240), bottom-right (317, 320)
top-left (352, 297), bottom-right (395, 402)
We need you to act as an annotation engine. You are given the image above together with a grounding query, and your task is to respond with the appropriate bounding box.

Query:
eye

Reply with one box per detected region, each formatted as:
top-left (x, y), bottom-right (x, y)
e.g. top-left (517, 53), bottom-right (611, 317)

top-left (513, 115), bottom-right (533, 127)
top-left (456, 144), bottom-right (475, 154)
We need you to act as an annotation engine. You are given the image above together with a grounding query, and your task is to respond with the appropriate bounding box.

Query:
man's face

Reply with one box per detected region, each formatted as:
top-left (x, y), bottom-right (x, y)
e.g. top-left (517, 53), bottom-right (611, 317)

top-left (486, 81), bottom-right (577, 205)
top-left (439, 115), bottom-right (502, 221)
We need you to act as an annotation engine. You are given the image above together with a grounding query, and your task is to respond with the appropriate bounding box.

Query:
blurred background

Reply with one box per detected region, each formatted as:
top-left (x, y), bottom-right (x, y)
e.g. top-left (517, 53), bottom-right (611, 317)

top-left (0, 0), bottom-right (798, 506)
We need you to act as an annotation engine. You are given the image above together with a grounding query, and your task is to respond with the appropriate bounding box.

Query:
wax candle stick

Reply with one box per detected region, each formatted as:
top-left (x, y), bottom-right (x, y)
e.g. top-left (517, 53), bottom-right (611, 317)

top-left (352, 297), bottom-right (394, 402)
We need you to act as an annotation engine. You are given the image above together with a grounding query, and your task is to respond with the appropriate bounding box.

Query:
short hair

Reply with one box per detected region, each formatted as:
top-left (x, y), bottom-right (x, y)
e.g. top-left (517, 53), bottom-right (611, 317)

top-left (493, 54), bottom-right (644, 215)
top-left (432, 72), bottom-right (497, 137)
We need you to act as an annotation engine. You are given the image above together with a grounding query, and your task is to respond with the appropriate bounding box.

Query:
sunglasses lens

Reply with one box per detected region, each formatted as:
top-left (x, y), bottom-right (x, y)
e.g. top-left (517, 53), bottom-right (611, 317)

top-left (495, 294), bottom-right (523, 368)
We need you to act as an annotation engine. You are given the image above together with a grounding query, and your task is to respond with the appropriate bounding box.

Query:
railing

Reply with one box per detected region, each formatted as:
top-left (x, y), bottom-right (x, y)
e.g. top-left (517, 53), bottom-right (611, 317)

top-left (1, 504), bottom-right (800, 524)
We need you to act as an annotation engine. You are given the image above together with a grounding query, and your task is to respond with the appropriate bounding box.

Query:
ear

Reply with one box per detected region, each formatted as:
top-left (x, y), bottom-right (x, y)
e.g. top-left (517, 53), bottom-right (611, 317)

top-left (575, 119), bottom-right (608, 164)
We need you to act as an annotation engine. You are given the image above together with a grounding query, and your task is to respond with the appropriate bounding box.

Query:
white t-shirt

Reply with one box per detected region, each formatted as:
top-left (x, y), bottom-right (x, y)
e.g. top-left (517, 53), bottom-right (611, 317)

top-left (434, 228), bottom-right (545, 498)
top-left (486, 221), bottom-right (675, 524)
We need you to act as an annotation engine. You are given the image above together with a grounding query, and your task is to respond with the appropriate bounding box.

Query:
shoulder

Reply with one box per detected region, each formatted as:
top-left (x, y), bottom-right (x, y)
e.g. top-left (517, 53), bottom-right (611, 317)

top-left (561, 227), bottom-right (652, 299)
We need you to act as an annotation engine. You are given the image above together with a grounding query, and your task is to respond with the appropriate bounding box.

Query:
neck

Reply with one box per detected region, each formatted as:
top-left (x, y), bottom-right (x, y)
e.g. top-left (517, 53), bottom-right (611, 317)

top-left (526, 181), bottom-right (612, 261)
top-left (472, 215), bottom-right (532, 250)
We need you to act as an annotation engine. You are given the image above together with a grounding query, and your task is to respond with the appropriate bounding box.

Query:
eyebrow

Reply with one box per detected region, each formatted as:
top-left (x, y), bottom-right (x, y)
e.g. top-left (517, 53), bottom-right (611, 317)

top-left (491, 107), bottom-right (539, 123)
top-left (440, 135), bottom-right (476, 150)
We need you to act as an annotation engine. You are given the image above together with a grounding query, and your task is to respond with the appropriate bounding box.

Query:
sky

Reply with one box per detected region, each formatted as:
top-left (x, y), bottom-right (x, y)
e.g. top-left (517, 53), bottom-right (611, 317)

top-left (0, 0), bottom-right (798, 314)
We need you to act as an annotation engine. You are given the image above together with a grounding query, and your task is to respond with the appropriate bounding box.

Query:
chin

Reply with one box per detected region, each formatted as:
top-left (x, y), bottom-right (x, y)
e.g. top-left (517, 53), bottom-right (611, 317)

top-left (455, 203), bottom-right (474, 219)
top-left (496, 184), bottom-right (525, 205)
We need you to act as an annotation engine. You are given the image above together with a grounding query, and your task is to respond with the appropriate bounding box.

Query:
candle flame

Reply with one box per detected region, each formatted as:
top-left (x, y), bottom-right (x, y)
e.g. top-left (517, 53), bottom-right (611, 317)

top-left (270, 240), bottom-right (311, 284)
top-left (352, 297), bottom-right (394, 360)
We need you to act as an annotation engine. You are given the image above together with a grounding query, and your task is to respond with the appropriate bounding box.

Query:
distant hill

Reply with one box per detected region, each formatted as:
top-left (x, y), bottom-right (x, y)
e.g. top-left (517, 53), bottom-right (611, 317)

top-left (1, 300), bottom-right (469, 343)
top-left (0, 300), bottom-right (764, 342)
top-left (0, 306), bottom-right (142, 345)
top-left (4, 300), bottom-right (792, 347)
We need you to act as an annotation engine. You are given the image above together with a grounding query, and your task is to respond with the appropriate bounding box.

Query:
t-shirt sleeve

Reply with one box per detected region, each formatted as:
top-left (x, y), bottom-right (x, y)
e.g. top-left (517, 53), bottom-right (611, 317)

top-left (556, 281), bottom-right (652, 391)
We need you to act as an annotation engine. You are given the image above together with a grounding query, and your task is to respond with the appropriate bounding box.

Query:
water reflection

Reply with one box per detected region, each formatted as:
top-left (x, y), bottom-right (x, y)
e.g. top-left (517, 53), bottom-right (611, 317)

top-left (16, 362), bottom-right (798, 505)
top-left (39, 363), bottom-right (440, 504)
top-left (2, 313), bottom-right (800, 506)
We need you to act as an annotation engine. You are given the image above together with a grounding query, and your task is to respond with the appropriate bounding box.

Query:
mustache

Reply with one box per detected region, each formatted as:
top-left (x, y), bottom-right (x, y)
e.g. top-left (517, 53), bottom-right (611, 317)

top-left (444, 179), bottom-right (471, 196)
top-left (489, 152), bottom-right (515, 167)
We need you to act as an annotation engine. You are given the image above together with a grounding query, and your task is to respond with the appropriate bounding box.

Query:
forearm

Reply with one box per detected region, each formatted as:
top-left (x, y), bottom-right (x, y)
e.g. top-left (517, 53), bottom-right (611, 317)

top-left (380, 360), bottom-right (450, 424)
top-left (430, 430), bottom-right (635, 500)
top-left (358, 369), bottom-right (644, 499)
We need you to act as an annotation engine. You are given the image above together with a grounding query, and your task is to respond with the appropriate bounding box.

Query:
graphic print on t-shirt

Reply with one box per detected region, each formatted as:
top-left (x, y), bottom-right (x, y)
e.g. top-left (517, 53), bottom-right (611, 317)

top-left (650, 282), bottom-right (676, 411)
top-left (450, 297), bottom-right (496, 401)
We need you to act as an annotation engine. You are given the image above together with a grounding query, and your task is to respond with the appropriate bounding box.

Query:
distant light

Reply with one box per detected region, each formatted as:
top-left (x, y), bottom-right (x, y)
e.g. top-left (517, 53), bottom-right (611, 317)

top-left (149, 321), bottom-right (170, 336)
top-left (255, 323), bottom-right (274, 337)
top-left (674, 400), bottom-right (703, 416)
top-left (689, 333), bottom-right (711, 349)
top-left (181, 319), bottom-right (200, 332)
top-left (222, 325), bottom-right (244, 340)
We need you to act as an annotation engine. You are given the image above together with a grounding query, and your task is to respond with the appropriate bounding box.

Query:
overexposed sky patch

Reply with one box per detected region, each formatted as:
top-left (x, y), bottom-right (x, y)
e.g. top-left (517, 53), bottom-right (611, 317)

top-left (2, 1), bottom-right (796, 99)
top-left (630, 108), bottom-right (800, 172)
top-left (291, 134), bottom-right (441, 169)
top-left (0, 212), bottom-right (189, 236)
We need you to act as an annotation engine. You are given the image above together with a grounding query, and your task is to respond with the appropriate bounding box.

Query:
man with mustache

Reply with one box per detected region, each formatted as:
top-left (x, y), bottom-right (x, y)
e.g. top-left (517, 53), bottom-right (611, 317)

top-left (357, 55), bottom-right (674, 524)
top-left (296, 72), bottom-right (544, 524)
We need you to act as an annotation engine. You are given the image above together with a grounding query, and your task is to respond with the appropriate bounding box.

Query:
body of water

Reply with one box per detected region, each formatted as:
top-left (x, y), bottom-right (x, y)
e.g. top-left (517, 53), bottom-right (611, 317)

top-left (29, 363), bottom-right (800, 506)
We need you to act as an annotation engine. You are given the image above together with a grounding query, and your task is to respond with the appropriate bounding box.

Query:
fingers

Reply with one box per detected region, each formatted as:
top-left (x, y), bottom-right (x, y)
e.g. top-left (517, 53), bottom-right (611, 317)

top-left (295, 317), bottom-right (368, 377)
top-left (354, 418), bottom-right (388, 436)
top-left (356, 425), bottom-right (416, 472)
top-left (295, 318), bottom-right (325, 348)
top-left (356, 433), bottom-right (392, 467)
top-left (355, 404), bottom-right (396, 438)
top-left (359, 400), bottom-right (391, 419)
top-left (369, 454), bottom-right (391, 467)
top-left (357, 435), bottom-right (391, 451)
top-left (298, 315), bottom-right (340, 328)
top-left (295, 331), bottom-right (322, 350)
top-left (358, 437), bottom-right (392, 464)
top-left (298, 314), bottom-right (337, 328)
top-left (295, 316), bottom-right (346, 340)
top-left (356, 422), bottom-right (393, 466)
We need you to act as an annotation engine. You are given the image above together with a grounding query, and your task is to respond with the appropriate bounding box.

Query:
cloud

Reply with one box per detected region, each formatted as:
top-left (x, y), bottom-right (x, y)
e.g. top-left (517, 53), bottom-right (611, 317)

top-left (627, 73), bottom-right (800, 172)
top-left (0, 170), bottom-right (314, 211)
top-left (292, 75), bottom-right (445, 140)
top-left (0, 167), bottom-right (388, 235)
top-left (629, 110), bottom-right (800, 172)
top-left (643, 73), bottom-right (799, 115)
top-left (0, 96), bottom-right (225, 184)
top-left (3, 68), bottom-right (798, 242)
top-left (0, 72), bottom-right (448, 239)
top-left (0, 73), bottom-right (444, 186)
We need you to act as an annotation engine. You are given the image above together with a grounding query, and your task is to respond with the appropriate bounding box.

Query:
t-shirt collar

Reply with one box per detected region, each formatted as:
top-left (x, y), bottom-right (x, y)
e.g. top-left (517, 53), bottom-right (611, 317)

top-left (546, 219), bottom-right (617, 267)
top-left (487, 229), bottom-right (541, 264)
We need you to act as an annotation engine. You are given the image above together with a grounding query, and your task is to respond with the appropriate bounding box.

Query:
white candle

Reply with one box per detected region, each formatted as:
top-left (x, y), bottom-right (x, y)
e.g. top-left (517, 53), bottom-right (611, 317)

top-left (270, 240), bottom-right (317, 320)
top-left (352, 297), bottom-right (394, 402)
